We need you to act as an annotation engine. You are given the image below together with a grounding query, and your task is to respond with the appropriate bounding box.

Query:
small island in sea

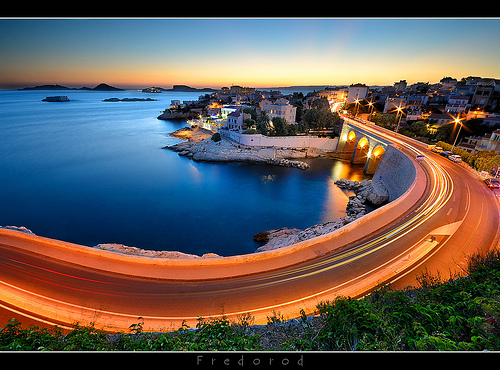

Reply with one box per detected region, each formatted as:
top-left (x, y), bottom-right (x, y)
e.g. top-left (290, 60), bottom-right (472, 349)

top-left (42, 96), bottom-right (70, 102)
top-left (102, 97), bottom-right (157, 102)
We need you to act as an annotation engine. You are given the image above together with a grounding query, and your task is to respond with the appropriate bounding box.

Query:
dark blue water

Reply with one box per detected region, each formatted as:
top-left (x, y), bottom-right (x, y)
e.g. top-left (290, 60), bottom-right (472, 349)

top-left (0, 90), bottom-right (369, 256)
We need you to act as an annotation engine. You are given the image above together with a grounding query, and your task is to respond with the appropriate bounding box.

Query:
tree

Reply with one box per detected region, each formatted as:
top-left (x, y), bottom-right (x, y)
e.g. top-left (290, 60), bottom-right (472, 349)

top-left (311, 97), bottom-right (330, 110)
top-left (211, 132), bottom-right (221, 142)
top-left (293, 100), bottom-right (304, 123)
top-left (317, 108), bottom-right (339, 129)
top-left (303, 109), bottom-right (319, 128)
top-left (271, 117), bottom-right (289, 136)
top-left (256, 111), bottom-right (272, 136)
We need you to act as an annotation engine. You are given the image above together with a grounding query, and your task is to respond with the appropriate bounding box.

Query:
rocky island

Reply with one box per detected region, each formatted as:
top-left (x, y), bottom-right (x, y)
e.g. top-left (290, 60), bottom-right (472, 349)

top-left (42, 96), bottom-right (70, 102)
top-left (103, 97), bottom-right (157, 102)
top-left (164, 126), bottom-right (310, 169)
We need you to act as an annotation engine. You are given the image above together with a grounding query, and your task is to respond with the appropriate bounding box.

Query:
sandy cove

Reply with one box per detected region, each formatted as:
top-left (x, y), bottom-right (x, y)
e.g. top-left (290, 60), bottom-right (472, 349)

top-left (163, 125), bottom-right (311, 170)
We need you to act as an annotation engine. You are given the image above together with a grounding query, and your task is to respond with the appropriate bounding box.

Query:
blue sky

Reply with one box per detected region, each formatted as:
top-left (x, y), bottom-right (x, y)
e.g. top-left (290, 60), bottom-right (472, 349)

top-left (1, 18), bottom-right (499, 89)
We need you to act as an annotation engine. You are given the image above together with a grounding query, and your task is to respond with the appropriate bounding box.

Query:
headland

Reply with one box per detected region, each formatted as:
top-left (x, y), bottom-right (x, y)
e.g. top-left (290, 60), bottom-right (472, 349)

top-left (164, 125), bottom-right (311, 170)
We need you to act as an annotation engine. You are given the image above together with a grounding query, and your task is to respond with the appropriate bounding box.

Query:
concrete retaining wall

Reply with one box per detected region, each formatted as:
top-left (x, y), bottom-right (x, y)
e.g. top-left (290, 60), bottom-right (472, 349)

top-left (220, 129), bottom-right (338, 151)
top-left (373, 145), bottom-right (417, 201)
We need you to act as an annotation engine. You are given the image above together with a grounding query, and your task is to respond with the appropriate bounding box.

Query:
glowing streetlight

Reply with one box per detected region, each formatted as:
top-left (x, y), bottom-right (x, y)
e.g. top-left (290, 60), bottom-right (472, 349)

top-left (394, 103), bottom-right (406, 133)
top-left (367, 99), bottom-right (375, 120)
top-left (354, 96), bottom-right (360, 117)
top-left (450, 115), bottom-right (465, 151)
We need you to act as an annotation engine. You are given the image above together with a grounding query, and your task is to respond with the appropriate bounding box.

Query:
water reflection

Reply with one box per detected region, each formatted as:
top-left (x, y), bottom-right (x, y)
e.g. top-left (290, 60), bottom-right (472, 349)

top-left (329, 160), bottom-right (367, 183)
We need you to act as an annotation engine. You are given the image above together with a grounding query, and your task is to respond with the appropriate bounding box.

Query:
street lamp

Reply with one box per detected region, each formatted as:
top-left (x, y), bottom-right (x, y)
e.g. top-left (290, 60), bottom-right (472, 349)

top-left (368, 100), bottom-right (374, 121)
top-left (354, 96), bottom-right (360, 117)
top-left (450, 116), bottom-right (464, 151)
top-left (395, 103), bottom-right (405, 133)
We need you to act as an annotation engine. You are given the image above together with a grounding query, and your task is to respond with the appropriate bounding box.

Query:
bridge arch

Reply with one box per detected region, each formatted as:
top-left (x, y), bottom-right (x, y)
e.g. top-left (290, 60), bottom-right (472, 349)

top-left (352, 137), bottom-right (369, 164)
top-left (365, 145), bottom-right (385, 174)
top-left (343, 130), bottom-right (356, 152)
top-left (336, 118), bottom-right (391, 174)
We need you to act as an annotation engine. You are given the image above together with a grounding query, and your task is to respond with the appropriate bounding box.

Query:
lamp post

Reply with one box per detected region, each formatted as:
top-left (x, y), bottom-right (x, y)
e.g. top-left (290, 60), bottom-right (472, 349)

top-left (395, 106), bottom-right (403, 133)
top-left (450, 117), bottom-right (464, 152)
top-left (368, 100), bottom-right (374, 121)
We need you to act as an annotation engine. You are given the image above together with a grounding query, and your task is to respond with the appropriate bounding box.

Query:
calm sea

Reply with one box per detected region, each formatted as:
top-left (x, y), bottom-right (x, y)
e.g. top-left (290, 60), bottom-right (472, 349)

top-left (0, 90), bottom-right (369, 256)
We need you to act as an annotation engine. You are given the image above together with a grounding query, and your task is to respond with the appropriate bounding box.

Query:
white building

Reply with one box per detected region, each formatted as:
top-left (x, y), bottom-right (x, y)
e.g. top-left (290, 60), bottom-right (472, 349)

top-left (384, 96), bottom-right (406, 113)
top-left (459, 129), bottom-right (500, 154)
top-left (445, 95), bottom-right (471, 114)
top-left (227, 111), bottom-right (244, 131)
top-left (259, 99), bottom-right (297, 124)
top-left (347, 83), bottom-right (368, 104)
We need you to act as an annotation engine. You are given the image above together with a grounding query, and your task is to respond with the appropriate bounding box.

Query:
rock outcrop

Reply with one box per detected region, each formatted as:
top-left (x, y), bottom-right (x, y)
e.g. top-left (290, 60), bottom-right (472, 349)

top-left (164, 126), bottom-right (310, 170)
top-left (0, 225), bottom-right (35, 234)
top-left (157, 110), bottom-right (200, 120)
top-left (94, 243), bottom-right (219, 259)
top-left (334, 178), bottom-right (389, 206)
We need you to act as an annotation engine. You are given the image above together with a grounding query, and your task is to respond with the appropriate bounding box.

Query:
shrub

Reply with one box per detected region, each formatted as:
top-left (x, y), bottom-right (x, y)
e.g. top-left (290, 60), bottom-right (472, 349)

top-left (211, 132), bottom-right (221, 142)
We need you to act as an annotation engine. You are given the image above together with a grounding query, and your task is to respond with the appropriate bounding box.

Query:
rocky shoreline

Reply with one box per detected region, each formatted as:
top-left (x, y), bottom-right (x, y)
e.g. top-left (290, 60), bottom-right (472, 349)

top-left (93, 243), bottom-right (220, 259)
top-left (164, 126), bottom-right (311, 170)
top-left (253, 179), bottom-right (389, 252)
top-left (157, 110), bottom-right (200, 120)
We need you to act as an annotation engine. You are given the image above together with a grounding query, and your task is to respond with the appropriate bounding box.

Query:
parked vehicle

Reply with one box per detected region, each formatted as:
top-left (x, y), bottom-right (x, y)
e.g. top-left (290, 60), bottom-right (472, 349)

top-left (431, 146), bottom-right (443, 153)
top-left (448, 154), bottom-right (462, 162)
top-left (484, 178), bottom-right (500, 189)
top-left (440, 151), bottom-right (452, 158)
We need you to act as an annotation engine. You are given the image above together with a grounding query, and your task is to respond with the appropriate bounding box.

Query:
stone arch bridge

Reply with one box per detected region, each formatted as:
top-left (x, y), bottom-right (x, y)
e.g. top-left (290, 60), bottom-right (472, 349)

top-left (335, 117), bottom-right (393, 175)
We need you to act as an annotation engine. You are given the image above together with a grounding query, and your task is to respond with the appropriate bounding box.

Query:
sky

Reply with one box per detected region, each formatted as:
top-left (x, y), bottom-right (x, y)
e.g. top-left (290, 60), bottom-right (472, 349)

top-left (1, 18), bottom-right (500, 89)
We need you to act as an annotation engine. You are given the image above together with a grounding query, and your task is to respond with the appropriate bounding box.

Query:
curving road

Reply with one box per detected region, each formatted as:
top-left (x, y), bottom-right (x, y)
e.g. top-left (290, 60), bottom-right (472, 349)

top-left (0, 120), bottom-right (498, 332)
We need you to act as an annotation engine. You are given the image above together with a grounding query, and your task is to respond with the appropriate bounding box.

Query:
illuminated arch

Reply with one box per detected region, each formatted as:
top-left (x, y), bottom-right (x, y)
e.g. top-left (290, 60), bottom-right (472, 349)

top-left (352, 137), bottom-right (369, 164)
top-left (365, 145), bottom-right (386, 174)
top-left (343, 130), bottom-right (357, 153)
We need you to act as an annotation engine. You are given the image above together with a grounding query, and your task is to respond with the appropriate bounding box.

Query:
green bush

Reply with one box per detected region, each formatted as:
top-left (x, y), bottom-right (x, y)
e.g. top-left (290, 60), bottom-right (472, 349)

top-left (437, 140), bottom-right (500, 173)
top-left (211, 132), bottom-right (221, 142)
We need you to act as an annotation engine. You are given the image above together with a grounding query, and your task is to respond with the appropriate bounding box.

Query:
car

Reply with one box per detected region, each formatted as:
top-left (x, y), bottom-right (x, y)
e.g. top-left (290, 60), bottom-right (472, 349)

top-left (431, 146), bottom-right (443, 153)
top-left (440, 151), bottom-right (453, 158)
top-left (448, 154), bottom-right (462, 162)
top-left (484, 178), bottom-right (500, 189)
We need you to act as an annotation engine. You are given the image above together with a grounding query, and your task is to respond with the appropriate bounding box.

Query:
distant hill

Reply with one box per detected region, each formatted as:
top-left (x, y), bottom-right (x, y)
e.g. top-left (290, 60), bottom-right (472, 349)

top-left (168, 85), bottom-right (217, 92)
top-left (90, 83), bottom-right (124, 91)
top-left (140, 85), bottom-right (217, 93)
top-left (19, 83), bottom-right (215, 92)
top-left (18, 84), bottom-right (73, 91)
top-left (19, 83), bottom-right (124, 91)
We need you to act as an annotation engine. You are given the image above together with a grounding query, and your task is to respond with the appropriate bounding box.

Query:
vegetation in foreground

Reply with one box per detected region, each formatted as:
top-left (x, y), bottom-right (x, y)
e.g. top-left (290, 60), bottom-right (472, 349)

top-left (1, 250), bottom-right (500, 351)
